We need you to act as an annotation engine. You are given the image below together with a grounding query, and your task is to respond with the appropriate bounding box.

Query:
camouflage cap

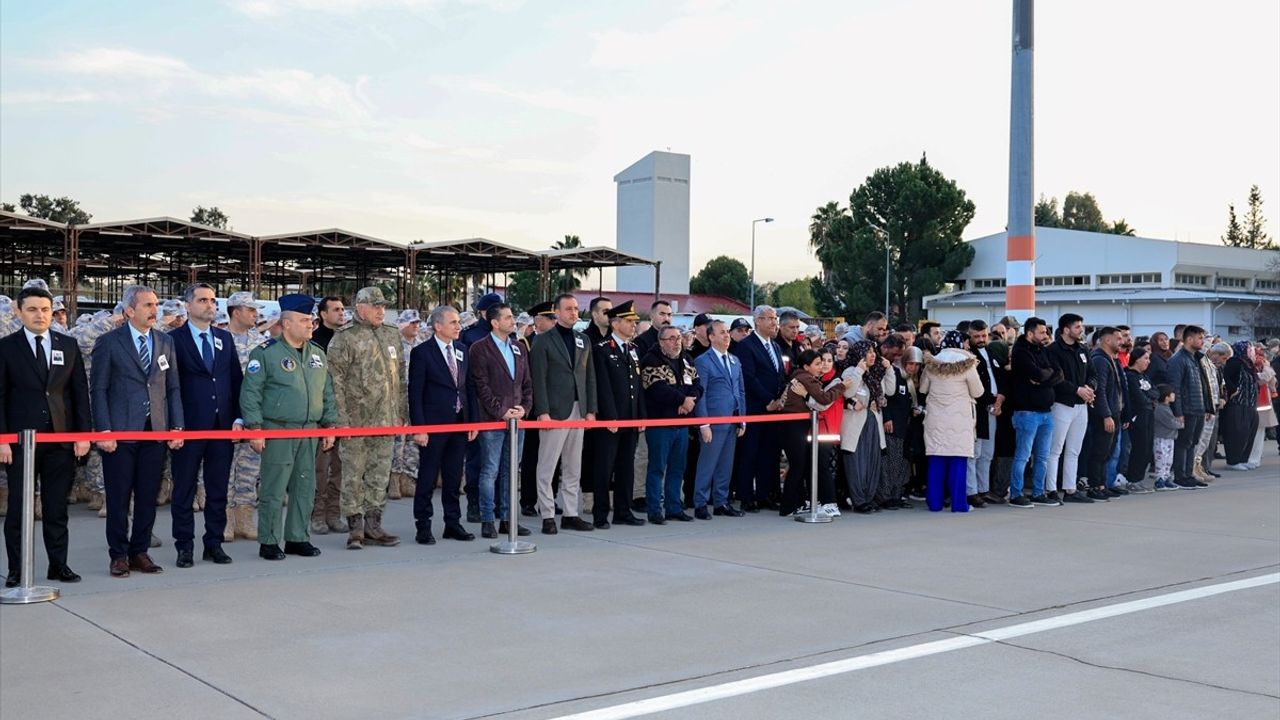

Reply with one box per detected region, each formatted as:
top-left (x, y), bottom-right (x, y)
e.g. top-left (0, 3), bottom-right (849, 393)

top-left (76, 313), bottom-right (95, 327)
top-left (161, 299), bottom-right (188, 317)
top-left (397, 309), bottom-right (421, 325)
top-left (22, 278), bottom-right (50, 292)
top-left (257, 308), bottom-right (281, 326)
top-left (52, 295), bottom-right (66, 312)
top-left (227, 291), bottom-right (263, 309)
top-left (214, 311), bottom-right (229, 324)
top-left (515, 312), bottom-right (533, 326)
top-left (459, 310), bottom-right (478, 329)
top-left (354, 286), bottom-right (389, 306)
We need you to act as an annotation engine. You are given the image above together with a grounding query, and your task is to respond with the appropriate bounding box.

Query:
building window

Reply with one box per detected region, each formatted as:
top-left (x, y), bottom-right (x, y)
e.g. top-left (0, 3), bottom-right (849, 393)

top-left (1036, 275), bottom-right (1089, 287)
top-left (1098, 272), bottom-right (1161, 285)
top-left (972, 278), bottom-right (1006, 289)
top-left (1217, 276), bottom-right (1248, 289)
top-left (1175, 273), bottom-right (1208, 286)
top-left (1256, 279), bottom-right (1280, 292)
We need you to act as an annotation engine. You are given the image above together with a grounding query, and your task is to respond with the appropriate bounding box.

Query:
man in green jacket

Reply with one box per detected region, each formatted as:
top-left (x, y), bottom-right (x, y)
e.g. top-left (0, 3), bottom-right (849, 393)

top-left (240, 294), bottom-right (338, 561)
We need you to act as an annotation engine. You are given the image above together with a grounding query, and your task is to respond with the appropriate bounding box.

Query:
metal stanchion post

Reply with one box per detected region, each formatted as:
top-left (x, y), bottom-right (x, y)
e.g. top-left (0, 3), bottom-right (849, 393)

top-left (491, 417), bottom-right (536, 555)
top-left (1, 429), bottom-right (61, 604)
top-left (795, 410), bottom-right (832, 523)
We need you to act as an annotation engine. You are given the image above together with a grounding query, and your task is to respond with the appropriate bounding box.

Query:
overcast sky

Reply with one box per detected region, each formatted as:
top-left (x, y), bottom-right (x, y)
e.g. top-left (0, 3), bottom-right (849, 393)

top-left (3, 0), bottom-right (1278, 286)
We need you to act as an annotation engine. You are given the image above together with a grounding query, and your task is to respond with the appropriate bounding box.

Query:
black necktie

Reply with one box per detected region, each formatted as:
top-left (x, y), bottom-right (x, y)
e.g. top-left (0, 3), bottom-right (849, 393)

top-left (35, 335), bottom-right (49, 382)
top-left (200, 332), bottom-right (215, 373)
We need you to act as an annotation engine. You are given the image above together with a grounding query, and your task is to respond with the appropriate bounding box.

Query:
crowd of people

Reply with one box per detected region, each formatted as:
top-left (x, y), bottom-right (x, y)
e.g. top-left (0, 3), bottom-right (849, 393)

top-left (2, 279), bottom-right (1278, 584)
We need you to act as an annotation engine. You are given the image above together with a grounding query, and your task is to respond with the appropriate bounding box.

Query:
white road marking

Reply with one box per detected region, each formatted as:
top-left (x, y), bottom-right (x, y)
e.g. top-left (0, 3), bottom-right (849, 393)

top-left (547, 573), bottom-right (1280, 720)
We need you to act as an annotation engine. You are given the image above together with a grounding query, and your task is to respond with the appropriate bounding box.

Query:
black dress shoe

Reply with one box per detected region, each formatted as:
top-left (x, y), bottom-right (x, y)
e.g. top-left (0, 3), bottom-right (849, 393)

top-left (48, 566), bottom-right (81, 583)
top-left (176, 550), bottom-right (194, 569)
top-left (415, 529), bottom-right (436, 545)
top-left (498, 520), bottom-right (531, 536)
top-left (695, 507), bottom-right (712, 520)
top-left (740, 501), bottom-right (760, 513)
top-left (258, 544), bottom-right (286, 561)
top-left (284, 541), bottom-right (322, 557)
top-left (647, 514), bottom-right (667, 525)
top-left (758, 499), bottom-right (780, 511)
top-left (480, 522), bottom-right (498, 539)
top-left (520, 505), bottom-right (538, 518)
top-left (614, 514), bottom-right (646, 526)
top-left (631, 497), bottom-right (648, 512)
top-left (466, 507), bottom-right (481, 524)
top-left (714, 504), bottom-right (744, 517)
top-left (666, 512), bottom-right (694, 522)
top-left (443, 524), bottom-right (476, 541)
top-left (853, 503), bottom-right (876, 514)
top-left (541, 519), bottom-right (558, 535)
top-left (202, 547), bottom-right (233, 564)
top-left (5, 572), bottom-right (19, 588)
top-left (560, 516), bottom-right (594, 532)
top-left (593, 519), bottom-right (612, 530)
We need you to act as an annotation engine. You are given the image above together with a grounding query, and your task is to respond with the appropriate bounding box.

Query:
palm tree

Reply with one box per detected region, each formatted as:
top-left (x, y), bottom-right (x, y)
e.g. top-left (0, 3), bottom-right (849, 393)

top-left (551, 234), bottom-right (589, 292)
top-left (809, 202), bottom-right (847, 287)
top-left (1109, 219), bottom-right (1137, 237)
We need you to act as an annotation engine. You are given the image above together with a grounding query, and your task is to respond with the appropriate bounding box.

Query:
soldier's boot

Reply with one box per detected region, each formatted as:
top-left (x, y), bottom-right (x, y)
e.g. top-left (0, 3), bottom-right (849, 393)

top-left (346, 515), bottom-right (365, 550)
top-left (400, 474), bottom-right (417, 499)
top-left (97, 502), bottom-right (107, 518)
top-left (325, 509), bottom-right (349, 534)
top-left (363, 510), bottom-right (400, 547)
top-left (387, 472), bottom-right (403, 500)
top-left (193, 483), bottom-right (206, 511)
top-left (67, 485), bottom-right (79, 505)
top-left (155, 477), bottom-right (172, 507)
top-left (235, 507), bottom-right (258, 540)
top-left (0, 487), bottom-right (8, 516)
top-left (224, 515), bottom-right (236, 542)
top-left (34, 493), bottom-right (42, 521)
top-left (310, 513), bottom-right (330, 535)
top-left (76, 482), bottom-right (94, 504)
top-left (87, 490), bottom-right (104, 512)
top-left (1193, 457), bottom-right (1211, 482)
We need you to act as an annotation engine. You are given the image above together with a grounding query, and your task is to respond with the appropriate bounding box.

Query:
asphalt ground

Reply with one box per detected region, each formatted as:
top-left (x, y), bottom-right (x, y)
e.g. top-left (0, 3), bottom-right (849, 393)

top-left (2, 452), bottom-right (1277, 720)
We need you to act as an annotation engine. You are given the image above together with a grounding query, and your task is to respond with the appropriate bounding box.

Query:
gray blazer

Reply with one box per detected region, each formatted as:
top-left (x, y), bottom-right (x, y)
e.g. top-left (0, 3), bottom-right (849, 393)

top-left (530, 327), bottom-right (597, 420)
top-left (91, 325), bottom-right (184, 433)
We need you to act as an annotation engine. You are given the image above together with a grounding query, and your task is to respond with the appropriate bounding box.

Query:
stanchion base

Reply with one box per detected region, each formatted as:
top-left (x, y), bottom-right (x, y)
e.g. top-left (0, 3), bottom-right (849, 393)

top-left (490, 540), bottom-right (537, 555)
top-left (793, 511), bottom-right (833, 524)
top-left (0, 585), bottom-right (60, 604)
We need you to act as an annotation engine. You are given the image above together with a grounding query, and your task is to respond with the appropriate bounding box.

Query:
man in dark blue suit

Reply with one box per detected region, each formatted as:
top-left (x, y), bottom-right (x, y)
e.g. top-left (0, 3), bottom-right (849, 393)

top-left (693, 320), bottom-right (747, 519)
top-left (409, 305), bottom-right (478, 544)
top-left (729, 305), bottom-right (786, 512)
top-left (92, 285), bottom-right (185, 578)
top-left (168, 283), bottom-right (243, 568)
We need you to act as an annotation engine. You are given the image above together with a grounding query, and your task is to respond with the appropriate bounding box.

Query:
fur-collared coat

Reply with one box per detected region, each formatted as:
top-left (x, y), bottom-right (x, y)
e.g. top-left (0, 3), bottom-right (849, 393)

top-left (918, 348), bottom-right (984, 458)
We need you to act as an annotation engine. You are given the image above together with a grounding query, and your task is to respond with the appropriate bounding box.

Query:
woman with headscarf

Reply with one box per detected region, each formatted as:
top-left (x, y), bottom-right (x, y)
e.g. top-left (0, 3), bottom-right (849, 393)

top-left (839, 340), bottom-right (896, 514)
top-left (901, 346), bottom-right (929, 501)
top-left (919, 330), bottom-right (984, 512)
top-left (1221, 340), bottom-right (1259, 470)
top-left (1123, 346), bottom-right (1159, 492)
top-left (1147, 332), bottom-right (1173, 386)
top-left (1249, 342), bottom-right (1277, 469)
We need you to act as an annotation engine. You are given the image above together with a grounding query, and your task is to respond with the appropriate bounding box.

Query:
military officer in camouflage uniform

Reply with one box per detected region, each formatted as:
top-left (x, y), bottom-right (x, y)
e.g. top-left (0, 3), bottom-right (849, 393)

top-left (327, 286), bottom-right (404, 549)
top-left (227, 292), bottom-right (267, 541)
top-left (239, 293), bottom-right (337, 560)
top-left (389, 308), bottom-right (424, 500)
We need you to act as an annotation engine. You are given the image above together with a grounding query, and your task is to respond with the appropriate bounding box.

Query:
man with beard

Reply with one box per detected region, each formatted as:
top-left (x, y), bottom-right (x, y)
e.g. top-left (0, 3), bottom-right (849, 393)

top-left (1045, 314), bottom-right (1099, 503)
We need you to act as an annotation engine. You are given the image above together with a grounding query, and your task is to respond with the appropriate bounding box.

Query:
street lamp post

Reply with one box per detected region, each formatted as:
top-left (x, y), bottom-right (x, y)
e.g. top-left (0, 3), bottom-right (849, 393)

top-left (869, 223), bottom-right (890, 319)
top-left (749, 217), bottom-right (774, 309)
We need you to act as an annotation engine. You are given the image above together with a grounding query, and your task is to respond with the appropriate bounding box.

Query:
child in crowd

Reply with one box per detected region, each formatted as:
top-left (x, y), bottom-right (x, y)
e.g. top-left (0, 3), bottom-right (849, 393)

top-left (1152, 384), bottom-right (1181, 491)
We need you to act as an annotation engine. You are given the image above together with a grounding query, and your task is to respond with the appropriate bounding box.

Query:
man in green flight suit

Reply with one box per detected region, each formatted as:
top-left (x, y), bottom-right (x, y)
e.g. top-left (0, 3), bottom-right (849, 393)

top-left (239, 293), bottom-right (338, 561)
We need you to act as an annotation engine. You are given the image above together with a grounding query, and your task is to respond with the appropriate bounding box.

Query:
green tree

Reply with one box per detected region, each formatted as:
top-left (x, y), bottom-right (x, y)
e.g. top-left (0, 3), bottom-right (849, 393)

top-left (1060, 191), bottom-right (1107, 232)
top-left (812, 153), bottom-right (975, 322)
top-left (191, 205), bottom-right (230, 229)
top-left (689, 255), bottom-right (752, 304)
top-left (1109, 219), bottom-right (1136, 237)
top-left (18, 193), bottom-right (92, 224)
top-left (0, 202), bottom-right (14, 212)
top-left (1034, 194), bottom-right (1062, 228)
top-left (773, 277), bottom-right (817, 315)
top-left (1242, 185), bottom-right (1274, 249)
top-left (1221, 203), bottom-right (1245, 247)
top-left (505, 270), bottom-right (541, 313)
top-left (549, 234), bottom-right (588, 293)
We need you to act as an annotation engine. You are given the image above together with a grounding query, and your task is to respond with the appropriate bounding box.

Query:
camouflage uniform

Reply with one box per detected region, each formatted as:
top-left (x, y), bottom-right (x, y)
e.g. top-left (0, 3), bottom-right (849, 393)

top-left (229, 325), bottom-right (267, 510)
top-left (327, 288), bottom-right (405, 536)
top-left (67, 310), bottom-right (120, 506)
top-left (390, 311), bottom-right (424, 496)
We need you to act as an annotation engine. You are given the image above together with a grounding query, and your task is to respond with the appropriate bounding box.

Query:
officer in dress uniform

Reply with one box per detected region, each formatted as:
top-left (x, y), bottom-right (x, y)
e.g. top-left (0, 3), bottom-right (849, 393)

top-left (589, 300), bottom-right (647, 529)
top-left (239, 294), bottom-right (338, 561)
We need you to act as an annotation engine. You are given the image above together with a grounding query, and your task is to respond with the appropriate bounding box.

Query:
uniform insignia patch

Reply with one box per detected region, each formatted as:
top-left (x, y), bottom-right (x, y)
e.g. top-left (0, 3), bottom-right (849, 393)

top-left (281, 357), bottom-right (297, 372)
top-left (247, 359), bottom-right (262, 374)
top-left (309, 354), bottom-right (324, 369)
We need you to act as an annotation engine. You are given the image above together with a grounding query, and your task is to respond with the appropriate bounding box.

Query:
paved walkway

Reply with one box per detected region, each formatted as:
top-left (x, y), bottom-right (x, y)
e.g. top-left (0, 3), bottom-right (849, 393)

top-left (2, 454), bottom-right (1278, 719)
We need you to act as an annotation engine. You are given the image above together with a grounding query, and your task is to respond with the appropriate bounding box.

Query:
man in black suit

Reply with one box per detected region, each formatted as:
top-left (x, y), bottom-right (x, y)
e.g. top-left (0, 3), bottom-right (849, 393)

top-left (730, 305), bottom-right (786, 511)
top-left (169, 283), bottom-right (243, 568)
top-left (92, 285), bottom-right (185, 578)
top-left (1, 286), bottom-right (92, 586)
top-left (589, 301), bottom-right (647, 529)
top-left (409, 305), bottom-right (478, 544)
top-left (633, 300), bottom-right (673, 357)
top-left (584, 296), bottom-right (612, 345)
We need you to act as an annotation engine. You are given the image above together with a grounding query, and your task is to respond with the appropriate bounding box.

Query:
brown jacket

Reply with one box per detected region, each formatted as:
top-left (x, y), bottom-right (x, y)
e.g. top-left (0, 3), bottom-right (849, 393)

top-left (468, 333), bottom-right (533, 422)
top-left (781, 370), bottom-right (844, 414)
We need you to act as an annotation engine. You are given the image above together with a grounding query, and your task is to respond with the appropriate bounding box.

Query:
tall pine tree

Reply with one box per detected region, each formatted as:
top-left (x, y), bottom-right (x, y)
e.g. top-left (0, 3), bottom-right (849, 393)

top-left (1242, 185), bottom-right (1274, 249)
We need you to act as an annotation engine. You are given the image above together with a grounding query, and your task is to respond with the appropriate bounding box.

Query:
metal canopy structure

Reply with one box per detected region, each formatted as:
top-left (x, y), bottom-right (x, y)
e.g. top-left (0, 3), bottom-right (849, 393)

top-left (0, 212), bottom-right (660, 313)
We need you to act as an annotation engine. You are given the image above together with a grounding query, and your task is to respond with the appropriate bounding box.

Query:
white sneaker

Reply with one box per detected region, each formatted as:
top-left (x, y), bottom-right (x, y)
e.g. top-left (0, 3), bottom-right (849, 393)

top-left (820, 503), bottom-right (841, 517)
top-left (1226, 463), bottom-right (1250, 471)
top-left (1115, 474), bottom-right (1128, 488)
top-left (1245, 463), bottom-right (1260, 470)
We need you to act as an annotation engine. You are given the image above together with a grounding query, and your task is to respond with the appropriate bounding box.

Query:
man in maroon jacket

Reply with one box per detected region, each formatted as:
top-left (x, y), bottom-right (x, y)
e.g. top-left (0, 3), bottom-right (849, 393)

top-left (468, 303), bottom-right (534, 539)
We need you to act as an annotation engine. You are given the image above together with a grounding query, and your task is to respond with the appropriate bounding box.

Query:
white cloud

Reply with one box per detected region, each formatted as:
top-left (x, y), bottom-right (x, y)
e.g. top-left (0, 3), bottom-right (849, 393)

top-left (228, 0), bottom-right (522, 19)
top-left (588, 5), bottom-right (759, 69)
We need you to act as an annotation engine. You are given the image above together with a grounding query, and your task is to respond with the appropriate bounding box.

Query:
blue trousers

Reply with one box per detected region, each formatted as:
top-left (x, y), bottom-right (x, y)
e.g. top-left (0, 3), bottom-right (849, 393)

top-left (1105, 425), bottom-right (1126, 487)
top-left (169, 439), bottom-right (232, 552)
top-left (646, 426), bottom-right (689, 516)
top-left (477, 428), bottom-right (524, 523)
top-left (927, 456), bottom-right (968, 512)
top-left (694, 426), bottom-right (737, 509)
top-left (1011, 410), bottom-right (1054, 498)
top-left (102, 441), bottom-right (167, 559)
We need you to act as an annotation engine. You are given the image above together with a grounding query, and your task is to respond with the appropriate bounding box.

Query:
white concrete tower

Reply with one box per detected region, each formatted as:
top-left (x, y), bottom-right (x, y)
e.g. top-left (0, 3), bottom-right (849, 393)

top-left (614, 151), bottom-right (690, 294)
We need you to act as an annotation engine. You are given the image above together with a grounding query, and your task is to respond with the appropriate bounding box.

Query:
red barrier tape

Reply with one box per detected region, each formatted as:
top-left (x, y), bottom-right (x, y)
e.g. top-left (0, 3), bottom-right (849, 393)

top-left (0, 413), bottom-right (809, 445)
